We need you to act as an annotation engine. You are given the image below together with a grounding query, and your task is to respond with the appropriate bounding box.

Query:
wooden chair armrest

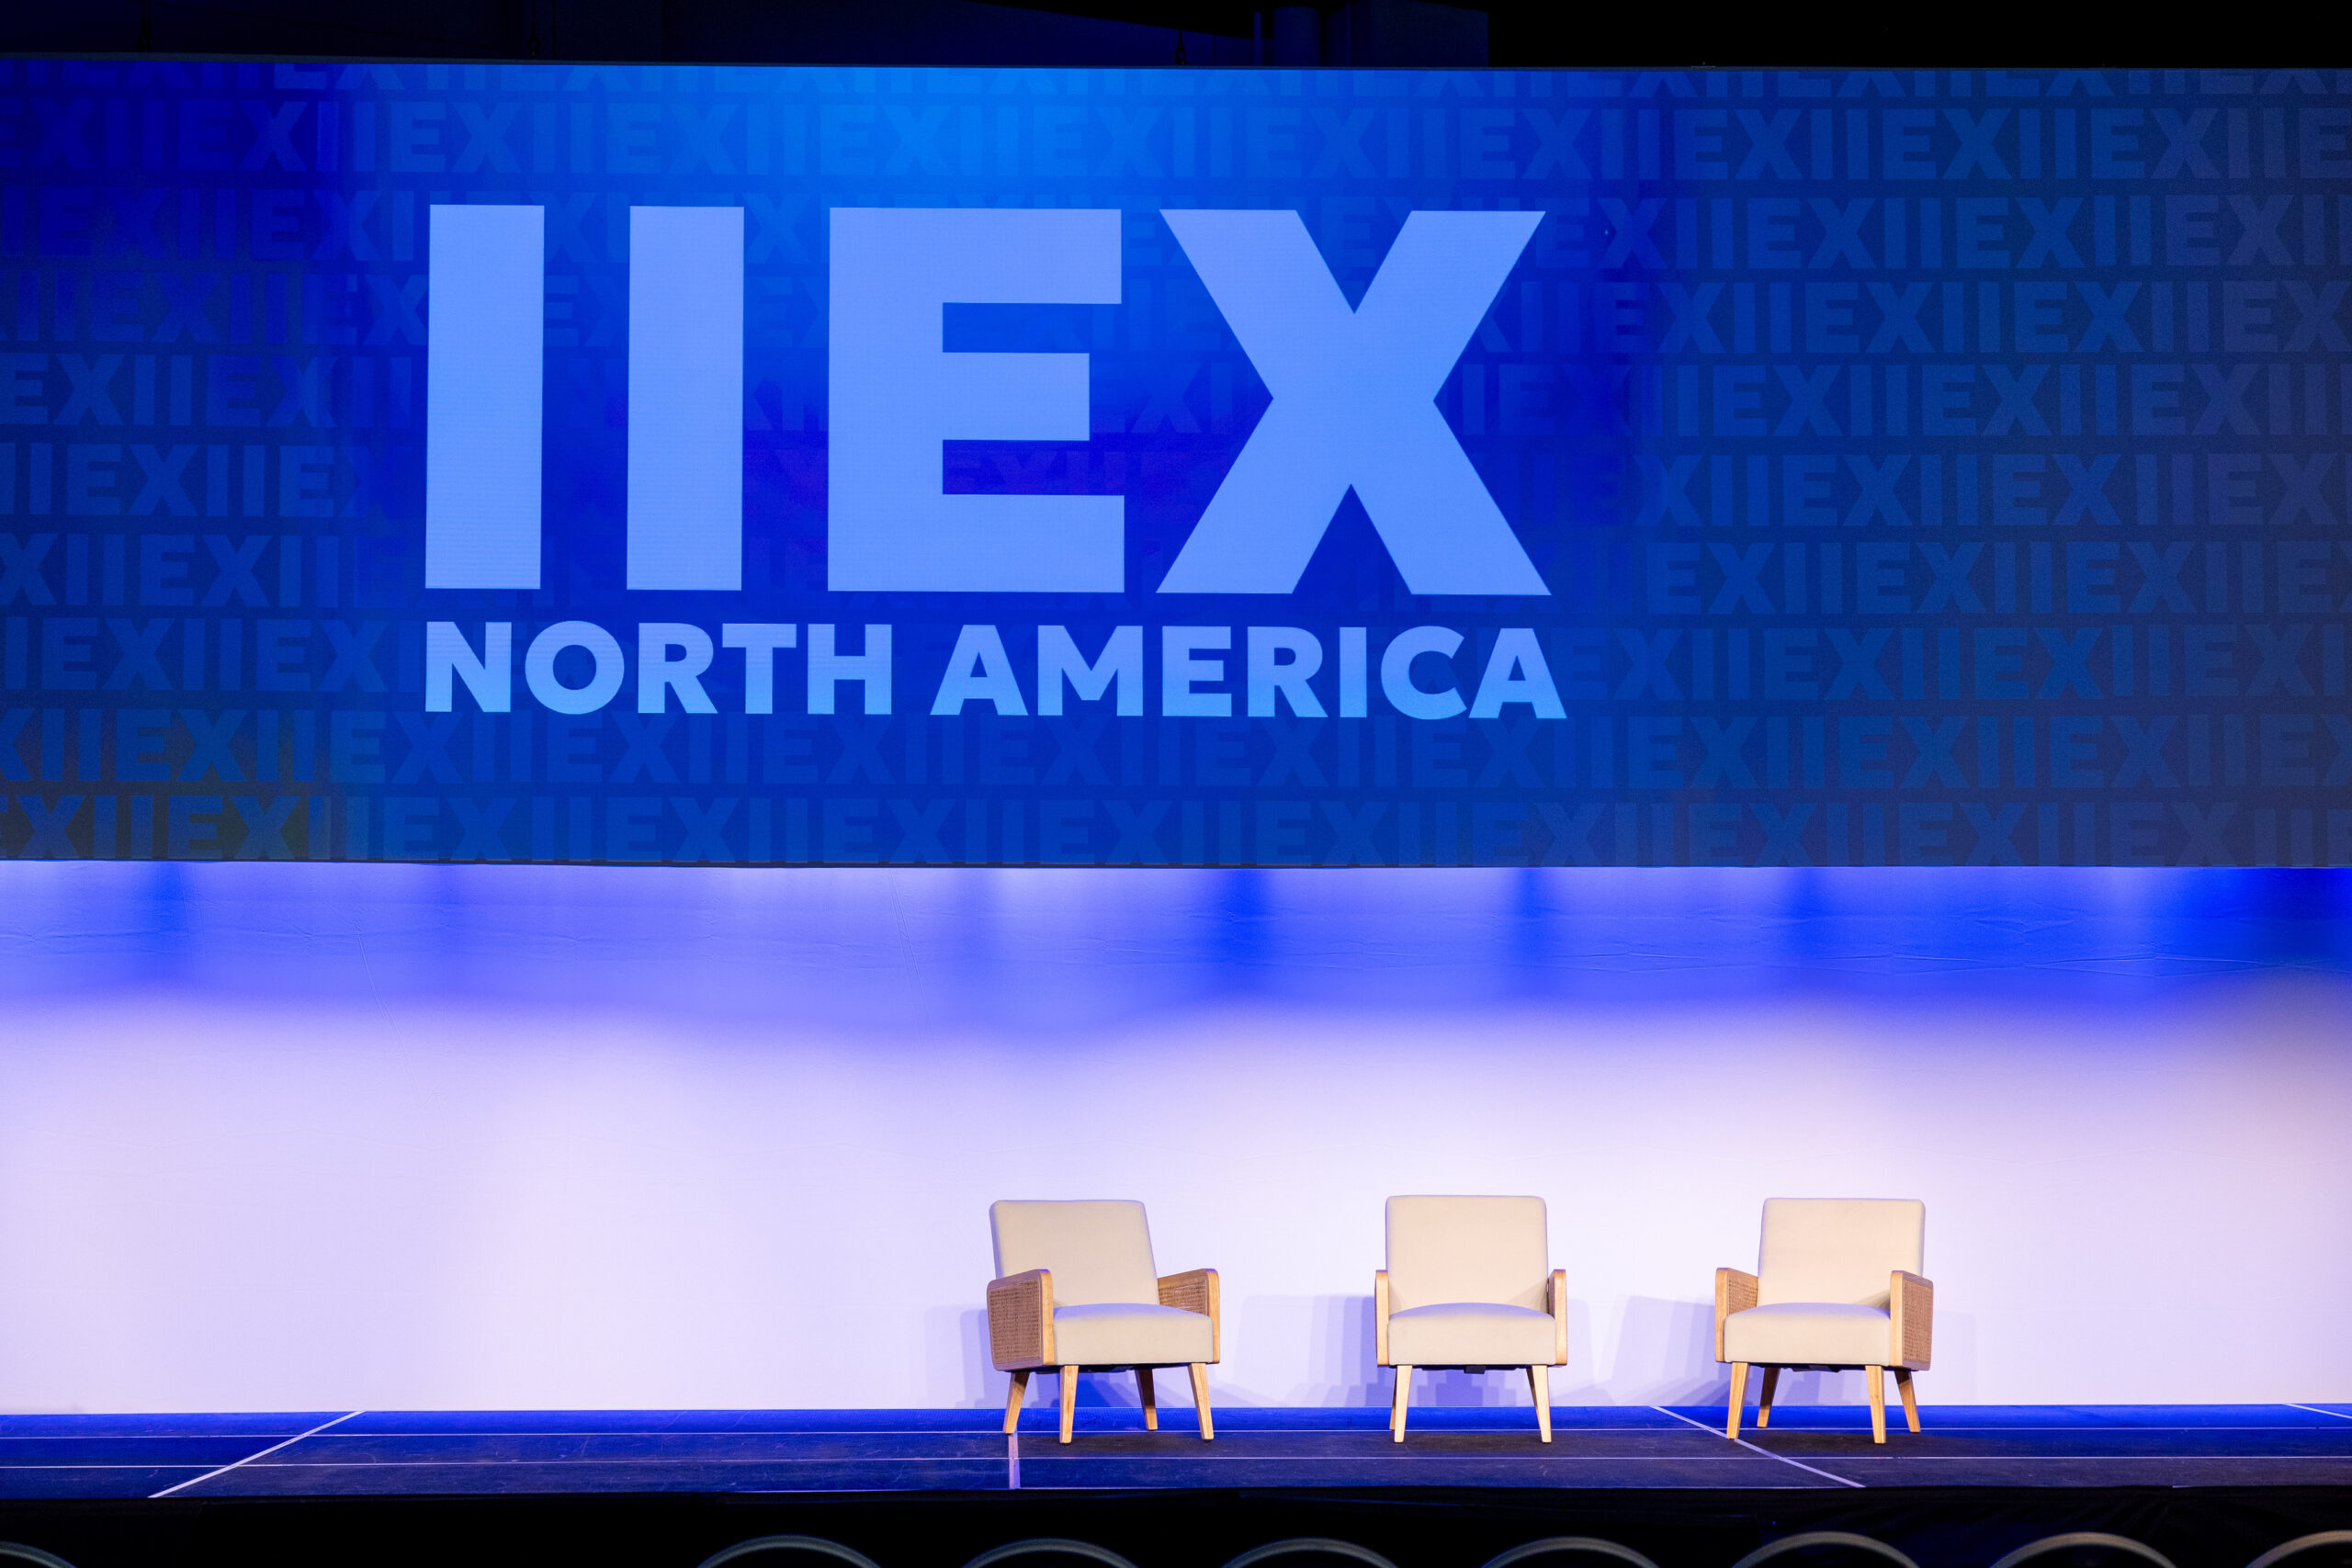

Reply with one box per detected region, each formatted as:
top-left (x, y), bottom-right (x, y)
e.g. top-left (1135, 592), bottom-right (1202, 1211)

top-left (1548, 1268), bottom-right (1568, 1366)
top-left (1374, 1269), bottom-right (1391, 1367)
top-left (1891, 1270), bottom-right (1933, 1370)
top-left (1158, 1268), bottom-right (1221, 1361)
top-left (1714, 1267), bottom-right (1758, 1362)
top-left (987, 1268), bottom-right (1054, 1371)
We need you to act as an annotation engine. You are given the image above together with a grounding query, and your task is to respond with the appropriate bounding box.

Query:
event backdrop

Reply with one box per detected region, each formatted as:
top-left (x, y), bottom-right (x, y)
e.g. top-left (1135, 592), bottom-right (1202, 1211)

top-left (2, 63), bottom-right (2350, 866)
top-left (3, 861), bottom-right (2349, 1413)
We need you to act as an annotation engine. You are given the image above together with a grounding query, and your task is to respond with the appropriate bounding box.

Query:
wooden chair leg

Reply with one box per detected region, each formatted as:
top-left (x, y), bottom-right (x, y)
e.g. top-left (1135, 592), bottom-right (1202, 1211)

top-left (1187, 1362), bottom-right (1214, 1441)
top-left (1894, 1368), bottom-right (1920, 1434)
top-left (1866, 1366), bottom-right (1887, 1444)
top-left (1725, 1362), bottom-right (1748, 1439)
top-left (1058, 1366), bottom-right (1079, 1445)
top-left (1756, 1366), bottom-right (1781, 1428)
top-left (1391, 1365), bottom-right (1412, 1442)
top-left (1528, 1365), bottom-right (1553, 1443)
top-left (1002, 1369), bottom-right (1031, 1435)
top-left (1137, 1367), bottom-right (1157, 1431)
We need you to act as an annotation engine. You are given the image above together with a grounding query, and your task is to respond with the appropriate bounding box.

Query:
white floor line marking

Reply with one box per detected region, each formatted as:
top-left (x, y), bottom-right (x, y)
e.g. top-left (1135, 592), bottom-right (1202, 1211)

top-left (2288, 1404), bottom-right (2352, 1421)
top-left (1651, 1405), bottom-right (1864, 1489)
top-left (149, 1411), bottom-right (365, 1498)
top-left (1007, 1430), bottom-right (1021, 1489)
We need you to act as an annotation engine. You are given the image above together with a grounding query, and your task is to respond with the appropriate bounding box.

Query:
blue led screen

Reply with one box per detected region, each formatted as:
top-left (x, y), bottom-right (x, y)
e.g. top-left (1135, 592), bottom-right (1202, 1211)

top-left (2, 62), bottom-right (2349, 866)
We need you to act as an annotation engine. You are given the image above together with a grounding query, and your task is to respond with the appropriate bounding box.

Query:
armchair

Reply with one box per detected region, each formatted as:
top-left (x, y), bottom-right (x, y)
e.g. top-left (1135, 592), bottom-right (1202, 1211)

top-left (1375, 1195), bottom-right (1568, 1443)
top-left (1714, 1197), bottom-right (1932, 1444)
top-left (986, 1200), bottom-right (1219, 1444)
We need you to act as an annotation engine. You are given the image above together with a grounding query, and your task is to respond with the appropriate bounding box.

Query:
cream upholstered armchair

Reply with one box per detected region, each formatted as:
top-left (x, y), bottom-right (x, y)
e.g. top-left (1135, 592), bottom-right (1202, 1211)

top-left (1714, 1198), bottom-right (1933, 1444)
top-left (1376, 1195), bottom-right (1569, 1443)
top-left (986, 1200), bottom-right (1219, 1444)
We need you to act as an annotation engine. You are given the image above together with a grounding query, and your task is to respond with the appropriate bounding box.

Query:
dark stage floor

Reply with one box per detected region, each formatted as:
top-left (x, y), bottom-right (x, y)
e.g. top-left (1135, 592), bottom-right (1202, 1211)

top-left (4, 1404), bottom-right (2349, 1499)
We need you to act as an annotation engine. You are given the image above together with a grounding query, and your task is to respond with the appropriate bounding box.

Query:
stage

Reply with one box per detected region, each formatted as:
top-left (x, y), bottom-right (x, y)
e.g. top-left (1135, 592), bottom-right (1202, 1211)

top-left (6, 1405), bottom-right (2352, 1497)
top-left (5, 1406), bottom-right (2351, 1568)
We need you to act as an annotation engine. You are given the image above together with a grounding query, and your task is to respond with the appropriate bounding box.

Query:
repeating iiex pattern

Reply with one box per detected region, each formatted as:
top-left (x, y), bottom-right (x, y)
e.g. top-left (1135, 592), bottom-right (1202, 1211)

top-left (1, 62), bottom-right (2348, 866)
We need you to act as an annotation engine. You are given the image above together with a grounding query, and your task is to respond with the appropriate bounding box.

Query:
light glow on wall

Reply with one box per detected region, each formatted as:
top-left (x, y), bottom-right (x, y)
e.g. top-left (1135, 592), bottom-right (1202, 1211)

top-left (2, 863), bottom-right (2347, 1413)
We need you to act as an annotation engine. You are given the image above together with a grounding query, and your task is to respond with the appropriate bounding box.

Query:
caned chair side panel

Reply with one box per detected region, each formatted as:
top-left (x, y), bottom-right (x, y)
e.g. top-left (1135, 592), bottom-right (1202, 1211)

top-left (1156, 1269), bottom-right (1213, 1316)
top-left (988, 1269), bottom-right (1052, 1370)
top-left (1893, 1270), bottom-right (1934, 1369)
top-left (1713, 1268), bottom-right (1758, 1362)
top-left (1158, 1267), bottom-right (1222, 1362)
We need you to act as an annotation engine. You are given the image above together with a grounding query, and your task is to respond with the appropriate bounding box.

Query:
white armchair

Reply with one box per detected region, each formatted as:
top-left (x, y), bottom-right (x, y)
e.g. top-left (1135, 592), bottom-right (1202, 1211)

top-left (1714, 1198), bottom-right (1933, 1444)
top-left (1375, 1195), bottom-right (1568, 1443)
top-left (986, 1200), bottom-right (1219, 1444)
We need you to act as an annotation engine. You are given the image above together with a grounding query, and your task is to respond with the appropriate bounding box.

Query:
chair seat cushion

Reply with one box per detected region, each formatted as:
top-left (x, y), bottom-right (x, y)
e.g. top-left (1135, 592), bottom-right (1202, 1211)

top-left (1723, 1302), bottom-right (1891, 1367)
top-left (1052, 1303), bottom-right (1214, 1367)
top-left (1387, 1302), bottom-right (1557, 1367)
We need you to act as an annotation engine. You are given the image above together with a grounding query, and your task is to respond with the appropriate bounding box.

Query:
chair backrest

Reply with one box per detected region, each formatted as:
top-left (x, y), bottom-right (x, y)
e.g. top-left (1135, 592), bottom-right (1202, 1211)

top-left (990, 1200), bottom-right (1161, 1307)
top-left (1385, 1195), bottom-right (1549, 1313)
top-left (1757, 1198), bottom-right (1925, 1307)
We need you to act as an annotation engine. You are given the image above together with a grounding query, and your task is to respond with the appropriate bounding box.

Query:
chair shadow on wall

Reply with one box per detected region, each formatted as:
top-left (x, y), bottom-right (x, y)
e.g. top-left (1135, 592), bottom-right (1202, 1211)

top-left (930, 1306), bottom-right (993, 1407)
top-left (1611, 1295), bottom-right (1732, 1405)
top-left (1611, 1295), bottom-right (1977, 1411)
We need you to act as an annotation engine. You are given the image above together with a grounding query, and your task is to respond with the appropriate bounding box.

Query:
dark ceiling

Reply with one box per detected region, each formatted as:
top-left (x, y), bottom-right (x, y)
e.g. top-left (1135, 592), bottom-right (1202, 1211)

top-left (0, 0), bottom-right (2338, 67)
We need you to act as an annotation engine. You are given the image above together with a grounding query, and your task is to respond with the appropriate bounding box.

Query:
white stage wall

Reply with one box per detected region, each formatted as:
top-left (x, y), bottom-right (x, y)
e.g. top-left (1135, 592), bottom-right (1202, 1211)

top-left (2, 862), bottom-right (2347, 1413)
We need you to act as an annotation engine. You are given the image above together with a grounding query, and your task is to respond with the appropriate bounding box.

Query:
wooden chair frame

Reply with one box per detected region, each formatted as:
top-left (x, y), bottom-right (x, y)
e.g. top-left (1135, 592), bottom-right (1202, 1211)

top-left (987, 1265), bottom-right (1220, 1444)
top-left (1713, 1267), bottom-right (1934, 1444)
top-left (1375, 1267), bottom-right (1569, 1444)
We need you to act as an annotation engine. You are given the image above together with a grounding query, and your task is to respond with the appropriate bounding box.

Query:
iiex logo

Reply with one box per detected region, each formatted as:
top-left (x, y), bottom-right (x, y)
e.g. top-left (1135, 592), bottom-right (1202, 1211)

top-left (424, 205), bottom-right (1550, 598)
